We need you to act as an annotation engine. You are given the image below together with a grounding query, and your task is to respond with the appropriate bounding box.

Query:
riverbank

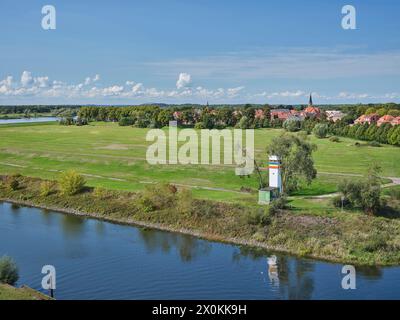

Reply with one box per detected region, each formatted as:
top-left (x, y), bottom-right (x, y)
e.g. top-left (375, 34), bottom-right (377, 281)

top-left (0, 284), bottom-right (52, 300)
top-left (1, 175), bottom-right (400, 266)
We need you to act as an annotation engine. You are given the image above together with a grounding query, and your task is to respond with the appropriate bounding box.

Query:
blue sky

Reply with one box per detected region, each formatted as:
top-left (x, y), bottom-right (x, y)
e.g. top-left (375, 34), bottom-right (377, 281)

top-left (1, 0), bottom-right (399, 104)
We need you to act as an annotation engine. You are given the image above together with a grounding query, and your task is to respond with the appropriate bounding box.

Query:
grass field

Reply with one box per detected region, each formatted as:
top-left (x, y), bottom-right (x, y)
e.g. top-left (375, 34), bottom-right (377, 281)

top-left (0, 122), bottom-right (399, 204)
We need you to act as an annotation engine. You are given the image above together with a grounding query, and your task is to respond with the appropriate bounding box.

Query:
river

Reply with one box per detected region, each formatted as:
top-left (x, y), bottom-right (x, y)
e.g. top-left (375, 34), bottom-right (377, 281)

top-left (0, 201), bottom-right (399, 299)
top-left (0, 117), bottom-right (58, 125)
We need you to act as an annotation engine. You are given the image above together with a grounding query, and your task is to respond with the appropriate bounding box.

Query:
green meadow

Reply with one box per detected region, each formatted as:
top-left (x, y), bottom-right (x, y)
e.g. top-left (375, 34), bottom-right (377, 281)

top-left (0, 122), bottom-right (399, 204)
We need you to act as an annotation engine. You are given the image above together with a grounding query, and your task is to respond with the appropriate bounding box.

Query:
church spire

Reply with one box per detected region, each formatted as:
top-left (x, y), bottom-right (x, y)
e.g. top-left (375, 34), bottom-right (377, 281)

top-left (308, 93), bottom-right (313, 106)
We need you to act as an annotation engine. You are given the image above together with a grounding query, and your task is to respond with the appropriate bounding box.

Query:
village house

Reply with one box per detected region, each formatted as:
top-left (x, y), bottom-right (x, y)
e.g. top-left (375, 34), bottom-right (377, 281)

top-left (301, 94), bottom-right (322, 119)
top-left (326, 110), bottom-right (345, 122)
top-left (377, 115), bottom-right (395, 127)
top-left (254, 109), bottom-right (265, 119)
top-left (270, 109), bottom-right (291, 120)
top-left (392, 116), bottom-right (400, 126)
top-left (354, 114), bottom-right (380, 125)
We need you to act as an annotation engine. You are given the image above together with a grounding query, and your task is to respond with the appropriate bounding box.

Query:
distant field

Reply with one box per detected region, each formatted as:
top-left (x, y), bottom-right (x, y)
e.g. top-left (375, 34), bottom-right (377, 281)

top-left (0, 122), bottom-right (399, 203)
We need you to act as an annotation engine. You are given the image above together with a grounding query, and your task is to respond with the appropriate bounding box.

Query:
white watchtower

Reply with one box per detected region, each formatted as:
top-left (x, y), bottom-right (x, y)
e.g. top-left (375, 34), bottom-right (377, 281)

top-left (269, 155), bottom-right (282, 193)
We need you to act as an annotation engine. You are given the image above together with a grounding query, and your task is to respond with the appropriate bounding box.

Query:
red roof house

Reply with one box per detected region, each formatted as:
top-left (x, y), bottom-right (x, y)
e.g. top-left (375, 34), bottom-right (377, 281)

top-left (391, 117), bottom-right (400, 126)
top-left (354, 114), bottom-right (380, 125)
top-left (377, 115), bottom-right (394, 127)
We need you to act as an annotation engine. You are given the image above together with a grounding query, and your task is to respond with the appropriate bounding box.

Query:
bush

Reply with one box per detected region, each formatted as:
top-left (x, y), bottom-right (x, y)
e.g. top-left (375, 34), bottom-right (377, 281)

top-left (247, 208), bottom-right (271, 226)
top-left (313, 123), bottom-right (329, 139)
top-left (40, 181), bottom-right (54, 197)
top-left (283, 118), bottom-right (301, 132)
top-left (138, 183), bottom-right (177, 212)
top-left (5, 175), bottom-right (20, 191)
top-left (388, 188), bottom-right (400, 201)
top-left (118, 117), bottom-right (135, 126)
top-left (176, 189), bottom-right (193, 216)
top-left (194, 122), bottom-right (206, 129)
top-left (329, 136), bottom-right (340, 143)
top-left (93, 187), bottom-right (108, 199)
top-left (332, 195), bottom-right (351, 208)
top-left (268, 196), bottom-right (288, 216)
top-left (367, 141), bottom-right (381, 147)
top-left (0, 256), bottom-right (19, 285)
top-left (59, 170), bottom-right (86, 196)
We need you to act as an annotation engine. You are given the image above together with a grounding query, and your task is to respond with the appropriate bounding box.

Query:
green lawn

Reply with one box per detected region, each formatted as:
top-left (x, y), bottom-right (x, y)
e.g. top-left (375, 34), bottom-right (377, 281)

top-left (0, 122), bottom-right (399, 203)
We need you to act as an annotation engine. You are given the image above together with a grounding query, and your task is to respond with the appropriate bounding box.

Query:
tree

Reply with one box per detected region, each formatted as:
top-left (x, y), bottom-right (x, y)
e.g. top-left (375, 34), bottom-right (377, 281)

top-left (376, 108), bottom-right (387, 117)
top-left (268, 134), bottom-right (317, 194)
top-left (387, 109), bottom-right (400, 117)
top-left (157, 109), bottom-right (174, 127)
top-left (283, 118), bottom-right (302, 132)
top-left (337, 164), bottom-right (382, 215)
top-left (313, 123), bottom-right (329, 138)
top-left (0, 256), bottom-right (19, 285)
top-left (365, 107), bottom-right (376, 115)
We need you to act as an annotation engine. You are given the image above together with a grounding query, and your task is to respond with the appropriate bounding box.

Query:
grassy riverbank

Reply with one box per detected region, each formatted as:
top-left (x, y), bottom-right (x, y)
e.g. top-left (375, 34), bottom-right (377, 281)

top-left (0, 284), bottom-right (51, 300)
top-left (1, 175), bottom-right (400, 266)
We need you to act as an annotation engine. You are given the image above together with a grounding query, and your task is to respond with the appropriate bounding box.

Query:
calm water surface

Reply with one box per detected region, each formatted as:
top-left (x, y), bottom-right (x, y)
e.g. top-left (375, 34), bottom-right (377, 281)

top-left (0, 202), bottom-right (399, 300)
top-left (0, 117), bottom-right (58, 124)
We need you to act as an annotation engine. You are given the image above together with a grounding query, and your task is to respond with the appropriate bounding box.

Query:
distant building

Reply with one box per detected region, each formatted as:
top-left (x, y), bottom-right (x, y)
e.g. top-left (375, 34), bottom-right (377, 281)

top-left (270, 109), bottom-right (291, 120)
top-left (254, 109), bottom-right (265, 119)
top-left (173, 111), bottom-right (182, 120)
top-left (326, 110), bottom-right (345, 122)
top-left (392, 117), bottom-right (400, 126)
top-left (302, 94), bottom-right (321, 118)
top-left (354, 114), bottom-right (380, 125)
top-left (377, 115), bottom-right (395, 127)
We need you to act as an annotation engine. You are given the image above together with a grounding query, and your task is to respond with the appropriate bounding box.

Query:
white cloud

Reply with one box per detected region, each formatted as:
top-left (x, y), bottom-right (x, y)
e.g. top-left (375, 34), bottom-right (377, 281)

top-left (1, 70), bottom-right (399, 104)
top-left (21, 71), bottom-right (33, 87)
top-left (34, 76), bottom-right (49, 88)
top-left (227, 86), bottom-right (245, 97)
top-left (176, 73), bottom-right (191, 89)
top-left (84, 74), bottom-right (101, 85)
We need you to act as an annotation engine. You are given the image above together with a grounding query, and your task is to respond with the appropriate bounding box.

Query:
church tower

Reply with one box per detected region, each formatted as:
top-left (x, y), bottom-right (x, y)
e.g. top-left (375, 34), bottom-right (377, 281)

top-left (308, 93), bottom-right (313, 106)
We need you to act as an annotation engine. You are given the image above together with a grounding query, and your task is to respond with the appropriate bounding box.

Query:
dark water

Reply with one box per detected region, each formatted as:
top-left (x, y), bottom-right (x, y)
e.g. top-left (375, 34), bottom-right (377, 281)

top-left (0, 202), bottom-right (399, 300)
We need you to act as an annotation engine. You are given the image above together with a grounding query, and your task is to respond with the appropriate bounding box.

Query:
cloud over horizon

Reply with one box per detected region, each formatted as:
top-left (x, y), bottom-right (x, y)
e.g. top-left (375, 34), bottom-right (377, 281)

top-left (0, 70), bottom-right (399, 105)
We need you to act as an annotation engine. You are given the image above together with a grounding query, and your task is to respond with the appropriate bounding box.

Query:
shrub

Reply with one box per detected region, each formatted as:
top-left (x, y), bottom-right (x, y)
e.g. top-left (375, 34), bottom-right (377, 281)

top-left (59, 170), bottom-right (86, 196)
top-left (388, 188), bottom-right (400, 201)
top-left (194, 122), bottom-right (206, 129)
top-left (138, 183), bottom-right (177, 212)
top-left (313, 123), bottom-right (329, 139)
top-left (118, 117), bottom-right (135, 126)
top-left (93, 187), bottom-right (108, 199)
top-left (176, 189), bottom-right (193, 216)
top-left (283, 118), bottom-right (301, 132)
top-left (329, 136), bottom-right (340, 143)
top-left (268, 196), bottom-right (288, 216)
top-left (5, 175), bottom-right (20, 191)
top-left (332, 195), bottom-right (351, 208)
top-left (40, 181), bottom-right (54, 197)
top-left (367, 141), bottom-right (381, 147)
top-left (247, 208), bottom-right (271, 226)
top-left (0, 256), bottom-right (19, 285)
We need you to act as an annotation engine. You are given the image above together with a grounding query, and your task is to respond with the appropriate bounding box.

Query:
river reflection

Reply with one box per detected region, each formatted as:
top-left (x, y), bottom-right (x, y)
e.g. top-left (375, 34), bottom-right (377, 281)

top-left (138, 228), bottom-right (212, 262)
top-left (0, 201), bottom-right (398, 300)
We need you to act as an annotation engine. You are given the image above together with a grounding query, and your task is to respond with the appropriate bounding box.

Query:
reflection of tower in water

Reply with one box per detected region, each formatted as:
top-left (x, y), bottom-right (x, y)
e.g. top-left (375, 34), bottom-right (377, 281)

top-left (267, 255), bottom-right (279, 288)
